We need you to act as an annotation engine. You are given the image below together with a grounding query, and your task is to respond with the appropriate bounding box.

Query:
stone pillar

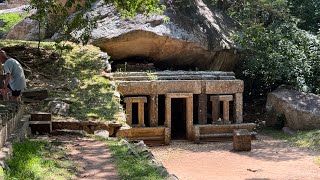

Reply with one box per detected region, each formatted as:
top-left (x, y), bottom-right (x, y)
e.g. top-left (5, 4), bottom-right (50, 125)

top-left (124, 97), bottom-right (147, 127)
top-left (198, 94), bottom-right (207, 124)
top-left (164, 127), bottom-right (171, 145)
top-left (186, 96), bottom-right (193, 140)
top-left (223, 100), bottom-right (230, 124)
top-left (210, 95), bottom-right (233, 124)
top-left (210, 96), bottom-right (220, 124)
top-left (234, 93), bottom-right (243, 123)
top-left (149, 94), bottom-right (158, 127)
top-left (138, 102), bottom-right (145, 127)
top-left (165, 96), bottom-right (171, 129)
top-left (124, 102), bottom-right (132, 126)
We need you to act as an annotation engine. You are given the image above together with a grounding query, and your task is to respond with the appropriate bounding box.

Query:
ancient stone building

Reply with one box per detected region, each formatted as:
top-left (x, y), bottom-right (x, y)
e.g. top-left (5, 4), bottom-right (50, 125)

top-left (115, 71), bottom-right (256, 145)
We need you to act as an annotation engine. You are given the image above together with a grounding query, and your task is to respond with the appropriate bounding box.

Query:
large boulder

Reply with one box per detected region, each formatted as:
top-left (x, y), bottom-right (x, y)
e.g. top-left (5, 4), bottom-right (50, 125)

top-left (6, 17), bottom-right (45, 41)
top-left (58, 0), bottom-right (239, 70)
top-left (266, 88), bottom-right (320, 130)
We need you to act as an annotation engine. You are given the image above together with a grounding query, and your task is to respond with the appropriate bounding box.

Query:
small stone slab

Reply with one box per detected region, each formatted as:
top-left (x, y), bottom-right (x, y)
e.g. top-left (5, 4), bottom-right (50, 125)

top-left (233, 129), bottom-right (251, 151)
top-left (31, 112), bottom-right (52, 122)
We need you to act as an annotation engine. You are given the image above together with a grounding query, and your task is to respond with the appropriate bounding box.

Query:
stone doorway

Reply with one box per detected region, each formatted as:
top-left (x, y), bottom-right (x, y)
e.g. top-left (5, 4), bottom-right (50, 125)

top-left (171, 98), bottom-right (187, 140)
top-left (165, 93), bottom-right (193, 141)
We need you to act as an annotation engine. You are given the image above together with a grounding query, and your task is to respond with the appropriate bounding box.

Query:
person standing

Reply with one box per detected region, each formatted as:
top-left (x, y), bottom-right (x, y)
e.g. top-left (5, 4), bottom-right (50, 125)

top-left (0, 50), bottom-right (26, 101)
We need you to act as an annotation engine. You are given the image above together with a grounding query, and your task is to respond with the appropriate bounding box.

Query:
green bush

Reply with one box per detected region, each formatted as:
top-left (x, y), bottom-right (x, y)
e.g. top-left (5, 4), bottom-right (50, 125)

top-left (0, 13), bottom-right (28, 32)
top-left (235, 23), bottom-right (320, 97)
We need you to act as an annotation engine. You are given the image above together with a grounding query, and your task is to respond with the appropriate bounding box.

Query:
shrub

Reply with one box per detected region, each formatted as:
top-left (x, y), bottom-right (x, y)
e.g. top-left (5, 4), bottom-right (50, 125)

top-left (235, 23), bottom-right (320, 98)
top-left (0, 12), bottom-right (28, 33)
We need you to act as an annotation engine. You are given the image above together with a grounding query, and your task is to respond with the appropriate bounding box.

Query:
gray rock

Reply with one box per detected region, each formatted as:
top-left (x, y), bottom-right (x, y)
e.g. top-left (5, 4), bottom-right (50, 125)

top-left (94, 130), bottom-right (109, 138)
top-left (166, 174), bottom-right (179, 180)
top-left (127, 145), bottom-right (140, 158)
top-left (54, 0), bottom-right (239, 71)
top-left (48, 101), bottom-right (70, 116)
top-left (6, 17), bottom-right (46, 41)
top-left (69, 77), bottom-right (80, 90)
top-left (282, 127), bottom-right (295, 135)
top-left (119, 138), bottom-right (129, 146)
top-left (266, 88), bottom-right (320, 130)
top-left (0, 19), bottom-right (6, 27)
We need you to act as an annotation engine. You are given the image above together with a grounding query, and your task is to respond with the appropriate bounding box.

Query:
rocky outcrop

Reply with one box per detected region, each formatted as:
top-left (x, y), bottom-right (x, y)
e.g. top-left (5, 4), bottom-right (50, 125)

top-left (64, 0), bottom-right (239, 70)
top-left (266, 88), bottom-right (320, 130)
top-left (6, 0), bottom-right (239, 70)
top-left (6, 17), bottom-right (45, 41)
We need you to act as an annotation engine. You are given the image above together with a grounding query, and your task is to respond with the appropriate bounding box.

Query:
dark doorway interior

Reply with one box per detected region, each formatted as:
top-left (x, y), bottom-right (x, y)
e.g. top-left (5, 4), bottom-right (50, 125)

top-left (132, 103), bottom-right (138, 125)
top-left (171, 98), bottom-right (187, 140)
top-left (158, 95), bottom-right (165, 126)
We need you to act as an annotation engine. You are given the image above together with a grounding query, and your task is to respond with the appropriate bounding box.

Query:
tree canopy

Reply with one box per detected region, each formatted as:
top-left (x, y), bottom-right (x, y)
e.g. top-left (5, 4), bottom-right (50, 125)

top-left (210, 0), bottom-right (320, 97)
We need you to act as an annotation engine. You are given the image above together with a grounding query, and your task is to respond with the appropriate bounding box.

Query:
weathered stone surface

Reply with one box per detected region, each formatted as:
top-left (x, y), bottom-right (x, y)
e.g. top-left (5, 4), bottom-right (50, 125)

top-left (52, 0), bottom-right (239, 70)
top-left (233, 129), bottom-right (251, 151)
top-left (94, 130), bottom-right (109, 138)
top-left (31, 112), bottom-right (51, 122)
top-left (6, 17), bottom-right (45, 41)
top-left (266, 88), bottom-right (320, 130)
top-left (48, 101), bottom-right (70, 116)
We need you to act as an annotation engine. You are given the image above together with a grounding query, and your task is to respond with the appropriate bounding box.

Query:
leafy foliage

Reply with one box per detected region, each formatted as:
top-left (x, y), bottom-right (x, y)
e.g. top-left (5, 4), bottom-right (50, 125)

top-left (0, 12), bottom-right (28, 32)
top-left (288, 0), bottom-right (320, 33)
top-left (210, 0), bottom-right (320, 97)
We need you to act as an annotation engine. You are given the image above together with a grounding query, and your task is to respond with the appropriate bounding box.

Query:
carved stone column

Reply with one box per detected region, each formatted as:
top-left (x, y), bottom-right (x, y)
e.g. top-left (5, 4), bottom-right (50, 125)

top-left (149, 94), bottom-right (158, 127)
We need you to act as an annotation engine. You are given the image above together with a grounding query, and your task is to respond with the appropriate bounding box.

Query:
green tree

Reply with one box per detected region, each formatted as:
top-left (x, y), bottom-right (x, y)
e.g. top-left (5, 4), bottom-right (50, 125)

top-left (209, 0), bottom-right (320, 96)
top-left (288, 0), bottom-right (320, 33)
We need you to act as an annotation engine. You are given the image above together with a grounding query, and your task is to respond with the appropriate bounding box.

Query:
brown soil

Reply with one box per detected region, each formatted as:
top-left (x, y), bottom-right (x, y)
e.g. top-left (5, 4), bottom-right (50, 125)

top-left (151, 135), bottom-right (320, 180)
top-left (50, 134), bottom-right (119, 180)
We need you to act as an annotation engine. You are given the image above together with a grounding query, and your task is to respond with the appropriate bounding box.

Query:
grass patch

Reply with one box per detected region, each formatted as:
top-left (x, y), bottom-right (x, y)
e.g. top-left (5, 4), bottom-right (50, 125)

top-left (4, 139), bottom-right (76, 180)
top-left (95, 136), bottom-right (166, 180)
top-left (0, 13), bottom-right (29, 32)
top-left (261, 128), bottom-right (320, 150)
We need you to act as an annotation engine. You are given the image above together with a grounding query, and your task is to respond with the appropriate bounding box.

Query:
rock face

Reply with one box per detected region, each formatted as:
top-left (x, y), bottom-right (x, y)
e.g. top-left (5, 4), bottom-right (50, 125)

top-left (266, 88), bottom-right (320, 130)
top-left (6, 17), bottom-right (45, 41)
top-left (70, 0), bottom-right (239, 70)
top-left (7, 0), bottom-right (239, 70)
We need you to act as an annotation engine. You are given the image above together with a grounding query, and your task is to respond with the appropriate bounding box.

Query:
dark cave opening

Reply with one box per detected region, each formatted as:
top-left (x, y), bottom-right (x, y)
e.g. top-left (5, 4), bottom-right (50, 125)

top-left (111, 56), bottom-right (200, 72)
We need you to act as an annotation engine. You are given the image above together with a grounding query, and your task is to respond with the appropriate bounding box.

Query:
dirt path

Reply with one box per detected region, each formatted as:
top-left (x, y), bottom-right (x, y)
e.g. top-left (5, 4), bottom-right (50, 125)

top-left (151, 135), bottom-right (320, 180)
top-left (51, 135), bottom-right (119, 180)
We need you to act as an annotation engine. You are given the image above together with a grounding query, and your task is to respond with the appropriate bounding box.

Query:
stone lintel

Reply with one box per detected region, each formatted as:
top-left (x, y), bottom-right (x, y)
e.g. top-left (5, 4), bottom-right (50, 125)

top-left (118, 80), bottom-right (243, 96)
top-left (219, 95), bottom-right (233, 101)
top-left (205, 80), bottom-right (244, 94)
top-left (166, 93), bottom-right (193, 98)
top-left (124, 97), bottom-right (147, 103)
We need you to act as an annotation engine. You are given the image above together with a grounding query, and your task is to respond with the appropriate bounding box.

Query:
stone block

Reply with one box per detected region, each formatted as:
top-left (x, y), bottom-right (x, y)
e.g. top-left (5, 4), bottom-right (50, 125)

top-left (31, 112), bottom-right (52, 122)
top-left (233, 129), bottom-right (251, 151)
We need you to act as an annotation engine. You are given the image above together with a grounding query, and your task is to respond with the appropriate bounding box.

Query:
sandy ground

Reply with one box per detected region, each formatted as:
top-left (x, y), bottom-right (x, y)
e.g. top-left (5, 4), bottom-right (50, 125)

top-left (151, 135), bottom-right (320, 180)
